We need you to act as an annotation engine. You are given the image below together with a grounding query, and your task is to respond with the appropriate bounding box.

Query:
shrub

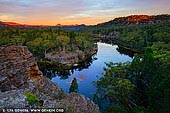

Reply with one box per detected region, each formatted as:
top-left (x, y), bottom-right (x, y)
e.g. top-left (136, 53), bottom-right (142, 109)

top-left (24, 92), bottom-right (39, 105)
top-left (104, 106), bottom-right (128, 113)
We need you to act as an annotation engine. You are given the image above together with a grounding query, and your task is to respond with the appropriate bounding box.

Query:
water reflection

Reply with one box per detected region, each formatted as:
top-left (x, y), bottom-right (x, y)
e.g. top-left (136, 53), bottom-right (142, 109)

top-left (116, 46), bottom-right (135, 58)
top-left (78, 75), bottom-right (86, 81)
top-left (40, 42), bottom-right (133, 106)
top-left (101, 40), bottom-right (137, 58)
top-left (40, 56), bottom-right (97, 80)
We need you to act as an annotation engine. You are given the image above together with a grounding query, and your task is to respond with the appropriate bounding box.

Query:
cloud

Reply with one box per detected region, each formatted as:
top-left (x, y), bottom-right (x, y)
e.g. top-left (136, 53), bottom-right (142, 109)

top-left (0, 0), bottom-right (169, 25)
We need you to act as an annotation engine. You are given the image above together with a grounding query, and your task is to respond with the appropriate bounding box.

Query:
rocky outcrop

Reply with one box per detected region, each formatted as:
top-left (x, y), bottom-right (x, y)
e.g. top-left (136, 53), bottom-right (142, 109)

top-left (97, 14), bottom-right (170, 27)
top-left (0, 45), bottom-right (39, 92)
top-left (45, 50), bottom-right (85, 65)
top-left (0, 89), bottom-right (28, 108)
top-left (0, 45), bottom-right (100, 113)
top-left (62, 93), bottom-right (100, 113)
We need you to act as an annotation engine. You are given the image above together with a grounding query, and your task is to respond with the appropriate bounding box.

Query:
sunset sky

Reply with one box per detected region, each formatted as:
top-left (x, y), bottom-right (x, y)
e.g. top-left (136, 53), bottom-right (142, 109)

top-left (0, 0), bottom-right (170, 25)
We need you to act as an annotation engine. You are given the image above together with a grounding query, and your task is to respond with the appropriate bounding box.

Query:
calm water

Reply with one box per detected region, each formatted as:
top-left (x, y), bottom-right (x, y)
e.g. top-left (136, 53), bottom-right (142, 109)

top-left (49, 42), bottom-right (132, 100)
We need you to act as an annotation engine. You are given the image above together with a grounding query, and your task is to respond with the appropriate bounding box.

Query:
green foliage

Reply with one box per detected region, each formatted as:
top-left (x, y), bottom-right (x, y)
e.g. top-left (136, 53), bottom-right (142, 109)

top-left (130, 54), bottom-right (141, 82)
top-left (94, 46), bottom-right (170, 113)
top-left (142, 48), bottom-right (154, 69)
top-left (69, 77), bottom-right (78, 93)
top-left (94, 62), bottom-right (135, 111)
top-left (131, 106), bottom-right (147, 113)
top-left (24, 92), bottom-right (39, 105)
top-left (104, 106), bottom-right (128, 113)
top-left (140, 48), bottom-right (156, 85)
top-left (69, 31), bottom-right (76, 44)
top-left (0, 26), bottom-right (96, 59)
top-left (149, 76), bottom-right (170, 113)
top-left (87, 19), bottom-right (170, 113)
top-left (87, 22), bottom-right (170, 52)
top-left (148, 58), bottom-right (170, 113)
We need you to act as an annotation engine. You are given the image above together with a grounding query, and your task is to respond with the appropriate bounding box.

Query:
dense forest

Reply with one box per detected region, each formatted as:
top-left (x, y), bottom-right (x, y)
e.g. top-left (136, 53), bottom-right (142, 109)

top-left (88, 15), bottom-right (170, 113)
top-left (0, 14), bottom-right (170, 113)
top-left (0, 26), bottom-right (96, 64)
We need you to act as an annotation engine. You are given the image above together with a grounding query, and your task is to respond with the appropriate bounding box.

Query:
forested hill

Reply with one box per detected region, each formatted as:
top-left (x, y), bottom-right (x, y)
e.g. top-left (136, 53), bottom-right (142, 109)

top-left (96, 14), bottom-right (170, 27)
top-left (91, 14), bottom-right (170, 113)
top-left (85, 14), bottom-right (170, 53)
top-left (0, 21), bottom-right (87, 31)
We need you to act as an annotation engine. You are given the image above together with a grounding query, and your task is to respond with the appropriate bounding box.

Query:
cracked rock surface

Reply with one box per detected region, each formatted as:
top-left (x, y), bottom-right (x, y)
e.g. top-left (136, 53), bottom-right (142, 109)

top-left (0, 45), bottom-right (100, 113)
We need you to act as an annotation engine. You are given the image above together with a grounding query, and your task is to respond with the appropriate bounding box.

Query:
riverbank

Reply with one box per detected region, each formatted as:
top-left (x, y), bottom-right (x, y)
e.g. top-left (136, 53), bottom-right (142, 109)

top-left (46, 42), bottom-right (132, 111)
top-left (0, 45), bottom-right (100, 113)
top-left (38, 47), bottom-right (98, 70)
top-left (95, 37), bottom-right (143, 56)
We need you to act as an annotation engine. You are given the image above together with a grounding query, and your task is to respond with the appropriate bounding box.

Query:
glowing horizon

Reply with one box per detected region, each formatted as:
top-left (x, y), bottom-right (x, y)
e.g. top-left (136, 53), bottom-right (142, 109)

top-left (0, 0), bottom-right (170, 25)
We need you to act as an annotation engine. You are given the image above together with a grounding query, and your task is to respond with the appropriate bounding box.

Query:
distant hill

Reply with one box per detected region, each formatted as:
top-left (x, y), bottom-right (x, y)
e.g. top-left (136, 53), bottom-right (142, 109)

top-left (0, 21), bottom-right (30, 26)
top-left (52, 24), bottom-right (87, 31)
top-left (96, 14), bottom-right (170, 27)
top-left (1, 14), bottom-right (170, 30)
top-left (0, 21), bottom-right (87, 31)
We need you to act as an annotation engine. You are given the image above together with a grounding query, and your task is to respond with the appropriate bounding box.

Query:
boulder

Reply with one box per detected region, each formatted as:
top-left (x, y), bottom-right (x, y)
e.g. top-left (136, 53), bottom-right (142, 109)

top-left (0, 45), bottom-right (100, 113)
top-left (45, 50), bottom-right (85, 65)
top-left (0, 45), bottom-right (37, 92)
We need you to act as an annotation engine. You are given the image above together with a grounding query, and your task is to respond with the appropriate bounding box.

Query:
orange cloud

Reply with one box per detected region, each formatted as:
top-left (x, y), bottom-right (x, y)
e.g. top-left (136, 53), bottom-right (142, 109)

top-left (0, 0), bottom-right (169, 25)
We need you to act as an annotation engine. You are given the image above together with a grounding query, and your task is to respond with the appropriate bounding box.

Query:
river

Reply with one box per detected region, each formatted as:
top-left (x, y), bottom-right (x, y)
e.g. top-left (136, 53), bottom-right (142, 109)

top-left (42, 42), bottom-right (132, 109)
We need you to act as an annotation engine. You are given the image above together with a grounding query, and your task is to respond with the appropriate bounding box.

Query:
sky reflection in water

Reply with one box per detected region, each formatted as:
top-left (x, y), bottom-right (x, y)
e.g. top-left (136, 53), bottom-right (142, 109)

top-left (51, 42), bottom-right (132, 100)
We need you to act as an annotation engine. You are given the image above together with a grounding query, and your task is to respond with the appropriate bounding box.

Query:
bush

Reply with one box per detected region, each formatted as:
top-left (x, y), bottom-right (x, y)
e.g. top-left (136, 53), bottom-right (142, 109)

top-left (131, 106), bottom-right (148, 113)
top-left (24, 92), bottom-right (39, 105)
top-left (104, 106), bottom-right (128, 113)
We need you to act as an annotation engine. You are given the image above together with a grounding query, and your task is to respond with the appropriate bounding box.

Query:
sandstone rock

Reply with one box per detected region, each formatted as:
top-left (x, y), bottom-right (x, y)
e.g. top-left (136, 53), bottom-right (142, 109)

top-left (0, 45), bottom-right (100, 113)
top-left (45, 50), bottom-right (85, 65)
top-left (0, 45), bottom-right (35, 92)
top-left (63, 93), bottom-right (100, 113)
top-left (0, 89), bottom-right (28, 109)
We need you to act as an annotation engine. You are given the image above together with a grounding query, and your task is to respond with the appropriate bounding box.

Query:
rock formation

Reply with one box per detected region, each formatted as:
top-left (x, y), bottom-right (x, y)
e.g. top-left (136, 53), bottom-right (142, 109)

top-left (45, 50), bottom-right (85, 65)
top-left (0, 45), bottom-right (100, 113)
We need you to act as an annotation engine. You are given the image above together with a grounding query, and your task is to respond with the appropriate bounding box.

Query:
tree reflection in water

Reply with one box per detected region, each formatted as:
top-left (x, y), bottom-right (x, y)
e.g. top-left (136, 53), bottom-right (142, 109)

top-left (40, 56), bottom-right (97, 80)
